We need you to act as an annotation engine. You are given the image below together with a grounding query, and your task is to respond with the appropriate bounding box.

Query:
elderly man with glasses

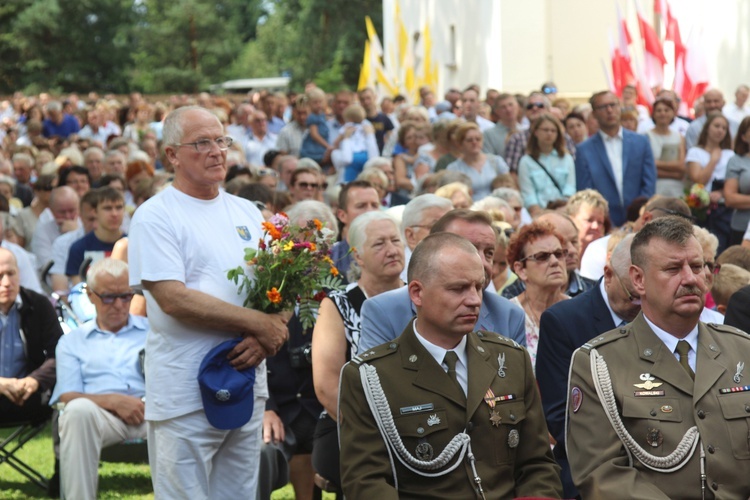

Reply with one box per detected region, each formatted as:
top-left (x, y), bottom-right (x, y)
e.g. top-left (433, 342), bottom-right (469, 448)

top-left (51, 258), bottom-right (148, 500)
top-left (128, 106), bottom-right (289, 498)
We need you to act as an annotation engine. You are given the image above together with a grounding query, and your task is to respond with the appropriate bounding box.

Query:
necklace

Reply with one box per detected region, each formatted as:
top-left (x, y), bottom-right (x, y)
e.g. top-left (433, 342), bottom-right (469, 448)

top-left (522, 293), bottom-right (541, 328)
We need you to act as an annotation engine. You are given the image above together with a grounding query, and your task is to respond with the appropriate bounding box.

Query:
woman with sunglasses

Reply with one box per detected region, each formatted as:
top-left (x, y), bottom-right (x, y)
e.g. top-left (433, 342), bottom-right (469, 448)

top-left (506, 221), bottom-right (570, 369)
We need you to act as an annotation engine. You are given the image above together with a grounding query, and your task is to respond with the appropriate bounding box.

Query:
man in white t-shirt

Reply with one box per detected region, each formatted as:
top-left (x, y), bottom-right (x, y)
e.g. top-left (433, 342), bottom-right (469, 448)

top-left (128, 106), bottom-right (289, 499)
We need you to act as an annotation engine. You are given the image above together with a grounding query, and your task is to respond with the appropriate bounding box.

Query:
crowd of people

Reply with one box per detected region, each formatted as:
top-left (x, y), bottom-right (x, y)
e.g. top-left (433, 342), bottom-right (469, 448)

top-left (3, 80), bottom-right (750, 499)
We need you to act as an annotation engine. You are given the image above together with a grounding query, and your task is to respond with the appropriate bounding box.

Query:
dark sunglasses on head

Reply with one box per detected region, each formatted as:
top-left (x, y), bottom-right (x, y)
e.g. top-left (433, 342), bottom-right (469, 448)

top-left (520, 249), bottom-right (568, 263)
top-left (526, 102), bottom-right (546, 110)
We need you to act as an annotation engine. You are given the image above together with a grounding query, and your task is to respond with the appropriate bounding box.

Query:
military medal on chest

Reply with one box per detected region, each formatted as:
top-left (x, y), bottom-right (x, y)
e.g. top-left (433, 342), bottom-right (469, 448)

top-left (484, 388), bottom-right (503, 426)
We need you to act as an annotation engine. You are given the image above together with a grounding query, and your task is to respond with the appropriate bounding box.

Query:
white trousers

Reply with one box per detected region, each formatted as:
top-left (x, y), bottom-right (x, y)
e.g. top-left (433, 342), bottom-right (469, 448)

top-left (148, 397), bottom-right (264, 500)
top-left (59, 398), bottom-right (148, 500)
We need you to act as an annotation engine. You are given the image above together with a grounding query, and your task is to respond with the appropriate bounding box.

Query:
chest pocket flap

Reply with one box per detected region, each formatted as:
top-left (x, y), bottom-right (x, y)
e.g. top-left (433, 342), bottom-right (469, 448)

top-left (394, 409), bottom-right (449, 438)
top-left (622, 396), bottom-right (683, 422)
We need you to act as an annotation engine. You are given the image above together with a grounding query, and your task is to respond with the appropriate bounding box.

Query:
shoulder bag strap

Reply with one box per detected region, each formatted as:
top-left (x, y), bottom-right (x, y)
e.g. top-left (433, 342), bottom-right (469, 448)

top-left (530, 156), bottom-right (564, 195)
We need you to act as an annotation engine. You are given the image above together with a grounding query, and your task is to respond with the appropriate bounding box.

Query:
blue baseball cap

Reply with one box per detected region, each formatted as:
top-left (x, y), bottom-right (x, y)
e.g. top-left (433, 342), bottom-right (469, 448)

top-left (198, 338), bottom-right (256, 430)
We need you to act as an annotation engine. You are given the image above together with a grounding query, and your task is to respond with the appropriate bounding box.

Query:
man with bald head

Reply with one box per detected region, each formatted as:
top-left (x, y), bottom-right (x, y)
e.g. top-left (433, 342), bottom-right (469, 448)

top-left (339, 232), bottom-right (562, 498)
top-left (360, 209), bottom-right (526, 351)
top-left (31, 186), bottom-right (80, 270)
top-left (686, 89), bottom-right (740, 149)
top-left (129, 105), bottom-right (289, 498)
top-left (0, 248), bottom-right (63, 423)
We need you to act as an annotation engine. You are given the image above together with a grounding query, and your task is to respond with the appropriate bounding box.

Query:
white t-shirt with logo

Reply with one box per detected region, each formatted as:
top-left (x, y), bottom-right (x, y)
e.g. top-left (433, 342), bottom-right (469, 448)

top-left (128, 186), bottom-right (267, 421)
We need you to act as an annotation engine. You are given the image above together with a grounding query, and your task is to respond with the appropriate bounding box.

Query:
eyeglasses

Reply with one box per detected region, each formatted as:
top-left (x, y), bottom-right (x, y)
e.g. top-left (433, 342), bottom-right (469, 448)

top-left (173, 136), bottom-right (233, 153)
top-left (594, 102), bottom-right (619, 111)
top-left (704, 262), bottom-right (721, 274)
top-left (296, 182), bottom-right (320, 190)
top-left (542, 87), bottom-right (557, 95)
top-left (91, 290), bottom-right (135, 304)
top-left (520, 249), bottom-right (568, 263)
top-left (258, 169), bottom-right (278, 178)
top-left (614, 272), bottom-right (640, 305)
top-left (526, 102), bottom-right (546, 110)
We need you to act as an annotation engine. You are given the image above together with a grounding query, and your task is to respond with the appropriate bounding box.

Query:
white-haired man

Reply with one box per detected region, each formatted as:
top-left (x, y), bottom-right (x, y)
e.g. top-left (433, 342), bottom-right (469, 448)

top-left (129, 106), bottom-right (289, 498)
top-left (51, 258), bottom-right (148, 500)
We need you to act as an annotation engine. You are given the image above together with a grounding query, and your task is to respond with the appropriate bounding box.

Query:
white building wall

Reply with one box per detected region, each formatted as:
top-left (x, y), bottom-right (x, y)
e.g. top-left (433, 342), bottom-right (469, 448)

top-left (382, 0), bottom-right (750, 102)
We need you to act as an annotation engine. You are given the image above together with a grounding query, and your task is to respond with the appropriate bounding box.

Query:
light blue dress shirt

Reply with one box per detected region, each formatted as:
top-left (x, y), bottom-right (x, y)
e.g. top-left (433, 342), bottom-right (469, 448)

top-left (0, 296), bottom-right (25, 378)
top-left (50, 315), bottom-right (149, 405)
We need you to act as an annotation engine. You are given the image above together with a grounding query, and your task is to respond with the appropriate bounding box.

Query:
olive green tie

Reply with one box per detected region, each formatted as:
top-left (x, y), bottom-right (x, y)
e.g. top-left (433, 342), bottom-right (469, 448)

top-left (443, 351), bottom-right (464, 396)
top-left (676, 340), bottom-right (695, 380)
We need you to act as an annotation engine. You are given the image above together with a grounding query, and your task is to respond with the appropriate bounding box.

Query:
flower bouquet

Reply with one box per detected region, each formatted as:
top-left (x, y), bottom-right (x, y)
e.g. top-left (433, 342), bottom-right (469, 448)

top-left (683, 183), bottom-right (710, 223)
top-left (227, 213), bottom-right (344, 330)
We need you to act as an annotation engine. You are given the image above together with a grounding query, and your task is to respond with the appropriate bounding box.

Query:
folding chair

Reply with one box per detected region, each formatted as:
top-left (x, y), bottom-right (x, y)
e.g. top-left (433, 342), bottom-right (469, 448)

top-left (0, 418), bottom-right (50, 490)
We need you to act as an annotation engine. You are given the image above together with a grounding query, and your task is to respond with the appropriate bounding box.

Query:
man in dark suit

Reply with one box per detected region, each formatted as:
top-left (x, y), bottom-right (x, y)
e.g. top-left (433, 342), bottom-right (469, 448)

top-left (339, 232), bottom-right (562, 498)
top-left (575, 90), bottom-right (656, 227)
top-left (724, 284), bottom-right (750, 332)
top-left (536, 233), bottom-right (640, 498)
top-left (360, 209), bottom-right (526, 351)
top-left (0, 248), bottom-right (63, 422)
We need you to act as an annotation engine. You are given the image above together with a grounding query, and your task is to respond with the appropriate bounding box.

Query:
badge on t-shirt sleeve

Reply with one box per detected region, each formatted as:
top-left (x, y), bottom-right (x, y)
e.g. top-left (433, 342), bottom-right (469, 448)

top-left (236, 226), bottom-right (253, 241)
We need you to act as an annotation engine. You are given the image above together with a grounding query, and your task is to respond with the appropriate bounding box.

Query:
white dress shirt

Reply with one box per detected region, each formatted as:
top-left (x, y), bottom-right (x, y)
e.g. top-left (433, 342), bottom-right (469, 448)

top-left (599, 128), bottom-right (624, 202)
top-left (644, 314), bottom-right (698, 372)
top-left (413, 319), bottom-right (468, 396)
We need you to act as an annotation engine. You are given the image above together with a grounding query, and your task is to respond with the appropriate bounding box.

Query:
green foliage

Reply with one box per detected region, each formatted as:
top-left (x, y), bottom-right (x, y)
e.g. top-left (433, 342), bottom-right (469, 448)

top-left (231, 0), bottom-right (382, 90)
top-left (1, 0), bottom-right (381, 93)
top-left (0, 425), bottom-right (330, 499)
top-left (130, 0), bottom-right (249, 93)
top-left (3, 0), bottom-right (137, 93)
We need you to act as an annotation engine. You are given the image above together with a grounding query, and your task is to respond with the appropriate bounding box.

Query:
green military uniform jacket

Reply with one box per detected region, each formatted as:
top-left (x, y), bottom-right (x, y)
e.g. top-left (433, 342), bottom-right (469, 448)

top-left (339, 321), bottom-right (562, 499)
top-left (567, 312), bottom-right (750, 499)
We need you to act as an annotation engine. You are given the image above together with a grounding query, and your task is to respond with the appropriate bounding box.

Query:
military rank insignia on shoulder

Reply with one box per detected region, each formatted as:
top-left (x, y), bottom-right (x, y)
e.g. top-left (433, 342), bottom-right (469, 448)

top-left (708, 323), bottom-right (750, 339)
top-left (586, 329), bottom-right (628, 349)
top-left (476, 330), bottom-right (523, 350)
top-left (350, 342), bottom-right (399, 365)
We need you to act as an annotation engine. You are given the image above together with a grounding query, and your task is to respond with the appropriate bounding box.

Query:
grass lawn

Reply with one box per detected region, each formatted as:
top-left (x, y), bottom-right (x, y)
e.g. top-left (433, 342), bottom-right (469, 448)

top-left (0, 425), bottom-right (324, 500)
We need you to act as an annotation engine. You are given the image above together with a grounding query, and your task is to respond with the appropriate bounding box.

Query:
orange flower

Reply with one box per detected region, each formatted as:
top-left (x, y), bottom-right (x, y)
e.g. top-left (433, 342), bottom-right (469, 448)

top-left (266, 287), bottom-right (282, 304)
top-left (330, 266), bottom-right (339, 277)
top-left (261, 221), bottom-right (282, 240)
top-left (309, 242), bottom-right (317, 252)
top-left (313, 219), bottom-right (323, 231)
top-left (323, 255), bottom-right (334, 265)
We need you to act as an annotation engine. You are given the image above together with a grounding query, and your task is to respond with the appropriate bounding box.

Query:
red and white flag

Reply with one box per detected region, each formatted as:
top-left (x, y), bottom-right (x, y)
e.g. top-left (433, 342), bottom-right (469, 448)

top-left (612, 5), bottom-right (635, 96)
top-left (635, 0), bottom-right (666, 90)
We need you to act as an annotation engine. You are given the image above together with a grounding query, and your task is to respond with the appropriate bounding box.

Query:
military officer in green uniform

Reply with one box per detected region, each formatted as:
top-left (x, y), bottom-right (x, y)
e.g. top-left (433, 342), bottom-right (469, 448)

top-left (338, 232), bottom-right (562, 499)
top-left (567, 216), bottom-right (750, 499)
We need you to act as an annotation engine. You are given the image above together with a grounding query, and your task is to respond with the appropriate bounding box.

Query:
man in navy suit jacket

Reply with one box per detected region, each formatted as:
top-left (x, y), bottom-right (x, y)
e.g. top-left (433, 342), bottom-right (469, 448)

top-left (359, 209), bottom-right (526, 351)
top-left (575, 91), bottom-right (656, 227)
top-left (536, 234), bottom-right (640, 498)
